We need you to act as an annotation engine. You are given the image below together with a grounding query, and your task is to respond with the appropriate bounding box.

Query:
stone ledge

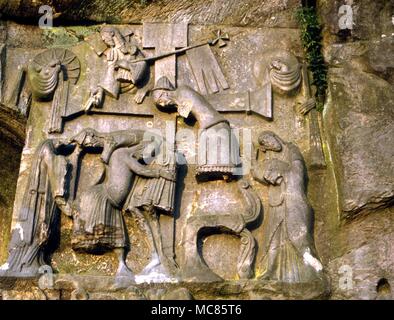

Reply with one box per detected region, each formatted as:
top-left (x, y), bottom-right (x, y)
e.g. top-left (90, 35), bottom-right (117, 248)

top-left (0, 275), bottom-right (330, 300)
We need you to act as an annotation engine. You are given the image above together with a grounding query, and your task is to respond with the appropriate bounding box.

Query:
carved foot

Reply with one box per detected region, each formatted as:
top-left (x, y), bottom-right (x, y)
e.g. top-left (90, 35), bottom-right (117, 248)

top-left (0, 262), bottom-right (41, 278)
top-left (114, 262), bottom-right (135, 289)
top-left (116, 262), bottom-right (135, 279)
top-left (135, 253), bottom-right (179, 284)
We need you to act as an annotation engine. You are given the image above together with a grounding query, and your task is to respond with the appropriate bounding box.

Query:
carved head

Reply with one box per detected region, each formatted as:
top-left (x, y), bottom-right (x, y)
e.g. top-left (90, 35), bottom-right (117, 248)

top-left (71, 128), bottom-right (101, 147)
top-left (253, 49), bottom-right (301, 95)
top-left (270, 59), bottom-right (288, 72)
top-left (100, 26), bottom-right (126, 49)
top-left (258, 131), bottom-right (283, 153)
top-left (152, 76), bottom-right (176, 107)
top-left (29, 58), bottom-right (62, 100)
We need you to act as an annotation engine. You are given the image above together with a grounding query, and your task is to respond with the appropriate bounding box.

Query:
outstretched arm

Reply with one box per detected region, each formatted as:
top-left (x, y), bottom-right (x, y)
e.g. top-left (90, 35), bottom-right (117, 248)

top-left (68, 128), bottom-right (150, 163)
top-left (124, 156), bottom-right (160, 178)
top-left (100, 130), bottom-right (147, 163)
top-left (68, 128), bottom-right (103, 148)
top-left (123, 153), bottom-right (176, 181)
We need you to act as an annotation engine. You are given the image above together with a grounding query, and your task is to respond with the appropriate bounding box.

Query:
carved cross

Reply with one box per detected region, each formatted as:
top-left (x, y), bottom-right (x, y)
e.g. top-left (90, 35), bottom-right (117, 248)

top-left (143, 23), bottom-right (188, 87)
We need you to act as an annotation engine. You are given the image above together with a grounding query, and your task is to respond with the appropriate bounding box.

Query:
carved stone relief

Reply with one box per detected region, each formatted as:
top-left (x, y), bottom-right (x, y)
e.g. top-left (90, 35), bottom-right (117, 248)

top-left (0, 22), bottom-right (329, 298)
top-left (252, 131), bottom-right (324, 283)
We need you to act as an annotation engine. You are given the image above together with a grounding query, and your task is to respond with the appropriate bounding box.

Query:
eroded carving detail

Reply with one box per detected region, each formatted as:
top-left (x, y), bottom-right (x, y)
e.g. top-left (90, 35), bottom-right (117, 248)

top-left (152, 77), bottom-right (239, 180)
top-left (0, 140), bottom-right (69, 276)
top-left (28, 48), bottom-right (80, 133)
top-left (252, 131), bottom-right (324, 283)
top-left (85, 26), bottom-right (149, 111)
top-left (180, 180), bottom-right (261, 282)
top-left (1, 22), bottom-right (330, 298)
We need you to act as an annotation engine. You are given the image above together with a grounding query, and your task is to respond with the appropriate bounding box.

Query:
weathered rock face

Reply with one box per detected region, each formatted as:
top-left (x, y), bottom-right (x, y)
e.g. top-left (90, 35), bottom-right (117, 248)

top-left (327, 207), bottom-right (394, 300)
top-left (316, 0), bottom-right (394, 300)
top-left (318, 0), bottom-right (394, 217)
top-left (0, 0), bottom-right (300, 27)
top-left (324, 66), bottom-right (394, 217)
top-left (318, 0), bottom-right (393, 42)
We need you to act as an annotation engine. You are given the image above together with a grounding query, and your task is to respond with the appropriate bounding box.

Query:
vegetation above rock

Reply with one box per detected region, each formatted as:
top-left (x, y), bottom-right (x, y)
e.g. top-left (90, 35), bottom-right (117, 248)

top-left (296, 5), bottom-right (328, 112)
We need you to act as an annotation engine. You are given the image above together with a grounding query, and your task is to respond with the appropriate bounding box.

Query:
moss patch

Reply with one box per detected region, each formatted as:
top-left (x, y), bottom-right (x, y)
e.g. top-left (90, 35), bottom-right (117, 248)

top-left (42, 26), bottom-right (100, 48)
top-left (296, 6), bottom-right (328, 111)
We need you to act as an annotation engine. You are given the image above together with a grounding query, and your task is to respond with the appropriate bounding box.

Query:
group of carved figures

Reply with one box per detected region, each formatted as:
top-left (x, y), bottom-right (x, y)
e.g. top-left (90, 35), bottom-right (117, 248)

top-left (0, 26), bottom-right (325, 284)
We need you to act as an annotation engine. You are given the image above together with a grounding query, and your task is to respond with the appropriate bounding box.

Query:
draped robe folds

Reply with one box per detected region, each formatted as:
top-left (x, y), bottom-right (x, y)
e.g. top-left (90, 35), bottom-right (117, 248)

top-left (124, 161), bottom-right (177, 215)
top-left (71, 184), bottom-right (128, 252)
top-left (2, 140), bottom-right (68, 275)
top-left (122, 159), bottom-right (179, 277)
top-left (257, 142), bottom-right (322, 283)
top-left (172, 86), bottom-right (239, 177)
top-left (71, 133), bottom-right (177, 253)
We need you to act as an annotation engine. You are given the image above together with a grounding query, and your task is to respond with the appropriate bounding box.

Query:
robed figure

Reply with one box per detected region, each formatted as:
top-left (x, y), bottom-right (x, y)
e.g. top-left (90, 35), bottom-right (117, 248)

top-left (252, 131), bottom-right (324, 283)
top-left (0, 140), bottom-right (69, 276)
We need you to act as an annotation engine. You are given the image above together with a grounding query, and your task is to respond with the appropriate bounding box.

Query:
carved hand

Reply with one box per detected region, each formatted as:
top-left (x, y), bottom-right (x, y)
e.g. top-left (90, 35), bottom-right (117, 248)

top-left (251, 167), bottom-right (269, 185)
top-left (159, 168), bottom-right (176, 181)
top-left (115, 59), bottom-right (131, 71)
top-left (262, 159), bottom-right (288, 185)
top-left (91, 86), bottom-right (104, 107)
top-left (134, 87), bottom-right (149, 104)
top-left (297, 97), bottom-right (316, 116)
top-left (263, 169), bottom-right (280, 185)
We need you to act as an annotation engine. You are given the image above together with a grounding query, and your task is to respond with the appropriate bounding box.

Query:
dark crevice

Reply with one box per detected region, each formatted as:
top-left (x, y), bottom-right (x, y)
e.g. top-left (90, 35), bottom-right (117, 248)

top-left (301, 0), bottom-right (316, 8)
top-left (376, 278), bottom-right (392, 300)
